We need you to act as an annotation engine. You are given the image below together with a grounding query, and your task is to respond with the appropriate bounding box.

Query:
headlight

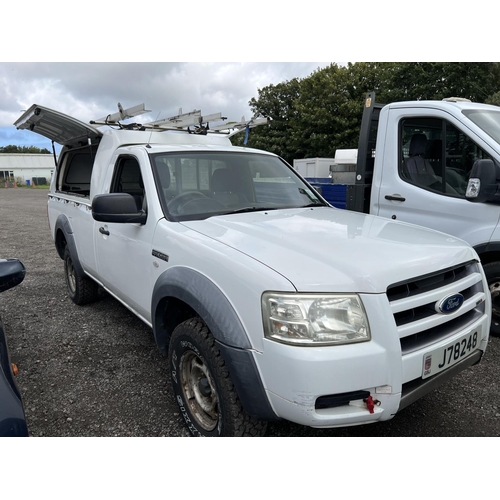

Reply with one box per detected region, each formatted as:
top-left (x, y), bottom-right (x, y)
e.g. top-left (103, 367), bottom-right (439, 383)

top-left (262, 292), bottom-right (371, 346)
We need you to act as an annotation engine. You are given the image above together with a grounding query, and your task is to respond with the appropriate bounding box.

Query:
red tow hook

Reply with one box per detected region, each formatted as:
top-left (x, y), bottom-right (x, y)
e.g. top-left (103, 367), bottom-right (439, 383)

top-left (364, 395), bottom-right (375, 414)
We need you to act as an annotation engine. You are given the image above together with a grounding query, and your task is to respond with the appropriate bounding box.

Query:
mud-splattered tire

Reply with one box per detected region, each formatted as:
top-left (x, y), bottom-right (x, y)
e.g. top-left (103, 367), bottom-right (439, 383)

top-left (168, 318), bottom-right (267, 437)
top-left (484, 262), bottom-right (500, 337)
top-left (63, 248), bottom-right (99, 305)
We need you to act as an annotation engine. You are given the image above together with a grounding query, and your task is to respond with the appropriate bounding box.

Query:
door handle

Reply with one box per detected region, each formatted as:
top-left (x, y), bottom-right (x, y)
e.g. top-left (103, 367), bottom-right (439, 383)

top-left (385, 194), bottom-right (406, 202)
top-left (99, 227), bottom-right (110, 236)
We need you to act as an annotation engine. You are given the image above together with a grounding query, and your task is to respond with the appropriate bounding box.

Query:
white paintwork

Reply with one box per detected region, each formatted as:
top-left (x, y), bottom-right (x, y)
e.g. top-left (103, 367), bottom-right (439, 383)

top-left (92, 147), bottom-right (163, 320)
top-left (334, 149), bottom-right (358, 165)
top-left (371, 100), bottom-right (500, 248)
top-left (28, 103), bottom-right (490, 429)
top-left (182, 208), bottom-right (477, 293)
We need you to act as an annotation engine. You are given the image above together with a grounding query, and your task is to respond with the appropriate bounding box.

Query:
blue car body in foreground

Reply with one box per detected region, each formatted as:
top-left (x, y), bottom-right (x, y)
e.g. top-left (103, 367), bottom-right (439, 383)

top-left (0, 259), bottom-right (28, 437)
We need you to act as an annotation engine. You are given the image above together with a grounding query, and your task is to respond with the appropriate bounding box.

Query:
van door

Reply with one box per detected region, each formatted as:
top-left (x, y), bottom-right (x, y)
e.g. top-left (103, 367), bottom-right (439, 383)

top-left (374, 108), bottom-right (500, 247)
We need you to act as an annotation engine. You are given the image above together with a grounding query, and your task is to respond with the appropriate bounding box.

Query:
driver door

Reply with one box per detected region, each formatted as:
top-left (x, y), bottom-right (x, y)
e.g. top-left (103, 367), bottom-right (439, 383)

top-left (375, 110), bottom-right (500, 247)
top-left (94, 153), bottom-right (156, 322)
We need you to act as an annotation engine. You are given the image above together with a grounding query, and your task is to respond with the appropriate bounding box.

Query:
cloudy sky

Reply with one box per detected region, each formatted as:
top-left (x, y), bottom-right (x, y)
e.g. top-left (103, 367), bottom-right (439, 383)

top-left (0, 62), bottom-right (331, 151)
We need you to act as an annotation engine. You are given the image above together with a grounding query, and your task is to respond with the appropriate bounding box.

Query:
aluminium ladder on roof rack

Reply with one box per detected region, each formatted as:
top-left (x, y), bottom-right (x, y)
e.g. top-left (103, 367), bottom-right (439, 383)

top-left (89, 103), bottom-right (268, 136)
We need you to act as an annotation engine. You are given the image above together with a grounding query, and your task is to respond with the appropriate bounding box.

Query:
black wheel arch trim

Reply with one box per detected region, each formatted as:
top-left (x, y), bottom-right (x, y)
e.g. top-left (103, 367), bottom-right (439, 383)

top-left (54, 214), bottom-right (84, 276)
top-left (474, 241), bottom-right (500, 256)
top-left (215, 341), bottom-right (279, 421)
top-left (152, 267), bottom-right (252, 351)
top-left (152, 266), bottom-right (278, 421)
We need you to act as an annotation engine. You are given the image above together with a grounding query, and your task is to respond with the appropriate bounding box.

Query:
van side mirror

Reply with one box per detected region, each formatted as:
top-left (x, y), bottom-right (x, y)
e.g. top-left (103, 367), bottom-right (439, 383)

top-left (92, 193), bottom-right (147, 224)
top-left (466, 159), bottom-right (500, 203)
top-left (0, 259), bottom-right (26, 293)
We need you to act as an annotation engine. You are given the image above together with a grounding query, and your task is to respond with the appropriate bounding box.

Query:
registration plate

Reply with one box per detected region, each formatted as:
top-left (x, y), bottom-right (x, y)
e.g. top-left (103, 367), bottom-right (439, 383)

top-left (422, 330), bottom-right (479, 379)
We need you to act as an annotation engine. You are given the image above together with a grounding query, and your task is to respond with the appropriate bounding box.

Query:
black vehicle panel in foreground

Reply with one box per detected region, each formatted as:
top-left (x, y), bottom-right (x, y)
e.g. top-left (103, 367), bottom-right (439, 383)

top-left (0, 259), bottom-right (28, 437)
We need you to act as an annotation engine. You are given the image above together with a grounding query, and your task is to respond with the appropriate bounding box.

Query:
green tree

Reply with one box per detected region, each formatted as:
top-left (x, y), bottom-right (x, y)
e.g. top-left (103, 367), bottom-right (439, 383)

top-left (485, 91), bottom-right (500, 106)
top-left (235, 77), bottom-right (302, 162)
top-left (241, 62), bottom-right (500, 164)
top-left (0, 145), bottom-right (51, 154)
top-left (383, 62), bottom-right (500, 102)
top-left (244, 63), bottom-right (393, 162)
top-left (292, 62), bottom-right (394, 159)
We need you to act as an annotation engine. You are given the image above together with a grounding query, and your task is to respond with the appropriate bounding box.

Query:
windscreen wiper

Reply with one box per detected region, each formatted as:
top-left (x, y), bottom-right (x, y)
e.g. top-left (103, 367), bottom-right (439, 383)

top-left (301, 202), bottom-right (328, 208)
top-left (220, 206), bottom-right (281, 215)
top-left (214, 204), bottom-right (326, 218)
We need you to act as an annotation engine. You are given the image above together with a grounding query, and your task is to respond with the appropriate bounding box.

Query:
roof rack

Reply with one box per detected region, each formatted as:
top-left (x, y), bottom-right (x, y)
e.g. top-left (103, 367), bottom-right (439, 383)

top-left (93, 103), bottom-right (151, 124)
top-left (89, 103), bottom-right (268, 136)
top-left (211, 116), bottom-right (269, 137)
top-left (442, 97), bottom-right (472, 103)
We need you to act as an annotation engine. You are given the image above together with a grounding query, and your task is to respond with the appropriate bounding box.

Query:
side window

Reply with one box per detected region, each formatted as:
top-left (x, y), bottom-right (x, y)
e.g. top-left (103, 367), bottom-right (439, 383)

top-left (399, 117), bottom-right (491, 197)
top-left (110, 156), bottom-right (146, 211)
top-left (58, 150), bottom-right (95, 196)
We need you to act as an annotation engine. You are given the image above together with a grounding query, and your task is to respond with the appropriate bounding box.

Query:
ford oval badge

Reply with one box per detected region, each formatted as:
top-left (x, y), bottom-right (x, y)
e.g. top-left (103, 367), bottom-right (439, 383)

top-left (435, 293), bottom-right (464, 314)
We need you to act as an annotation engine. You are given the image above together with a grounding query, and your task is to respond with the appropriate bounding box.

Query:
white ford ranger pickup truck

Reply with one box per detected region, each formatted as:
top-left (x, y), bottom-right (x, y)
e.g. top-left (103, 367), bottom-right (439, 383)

top-left (14, 104), bottom-right (491, 436)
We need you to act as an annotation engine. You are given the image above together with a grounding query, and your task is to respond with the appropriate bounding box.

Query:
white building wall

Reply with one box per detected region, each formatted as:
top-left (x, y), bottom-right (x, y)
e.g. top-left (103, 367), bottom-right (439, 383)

top-left (0, 154), bottom-right (56, 185)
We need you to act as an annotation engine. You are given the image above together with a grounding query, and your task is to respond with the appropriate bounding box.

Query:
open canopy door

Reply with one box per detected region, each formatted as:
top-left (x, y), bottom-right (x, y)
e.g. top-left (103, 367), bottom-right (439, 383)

top-left (14, 104), bottom-right (102, 148)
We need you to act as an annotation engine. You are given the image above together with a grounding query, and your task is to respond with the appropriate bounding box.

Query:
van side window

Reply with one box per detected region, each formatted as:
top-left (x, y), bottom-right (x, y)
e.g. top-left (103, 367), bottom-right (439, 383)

top-left (399, 117), bottom-right (491, 197)
top-left (110, 157), bottom-right (146, 211)
top-left (59, 151), bottom-right (94, 196)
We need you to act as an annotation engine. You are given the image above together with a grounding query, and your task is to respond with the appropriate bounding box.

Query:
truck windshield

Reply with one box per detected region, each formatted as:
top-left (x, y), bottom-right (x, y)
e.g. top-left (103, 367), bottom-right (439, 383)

top-left (150, 151), bottom-right (326, 221)
top-left (462, 109), bottom-right (500, 146)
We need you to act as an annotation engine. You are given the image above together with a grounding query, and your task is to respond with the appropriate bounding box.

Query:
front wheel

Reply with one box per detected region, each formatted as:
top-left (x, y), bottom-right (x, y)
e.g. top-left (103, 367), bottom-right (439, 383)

top-left (168, 318), bottom-right (267, 437)
top-left (483, 261), bottom-right (500, 337)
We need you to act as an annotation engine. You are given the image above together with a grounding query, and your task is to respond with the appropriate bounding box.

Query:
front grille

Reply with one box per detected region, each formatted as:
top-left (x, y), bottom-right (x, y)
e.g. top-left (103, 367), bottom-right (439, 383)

top-left (387, 261), bottom-right (486, 355)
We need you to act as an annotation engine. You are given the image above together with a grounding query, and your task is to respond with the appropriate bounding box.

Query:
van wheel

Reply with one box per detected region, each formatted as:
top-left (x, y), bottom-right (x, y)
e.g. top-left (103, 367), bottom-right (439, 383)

top-left (63, 248), bottom-right (99, 305)
top-left (483, 262), bottom-right (500, 337)
top-left (168, 318), bottom-right (267, 437)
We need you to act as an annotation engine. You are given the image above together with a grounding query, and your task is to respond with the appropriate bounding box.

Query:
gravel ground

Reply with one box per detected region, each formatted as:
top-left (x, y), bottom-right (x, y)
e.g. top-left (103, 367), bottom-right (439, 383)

top-left (0, 187), bottom-right (499, 437)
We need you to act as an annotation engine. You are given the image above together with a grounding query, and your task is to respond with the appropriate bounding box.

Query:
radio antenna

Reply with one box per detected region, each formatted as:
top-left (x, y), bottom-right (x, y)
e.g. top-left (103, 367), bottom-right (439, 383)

top-left (146, 111), bottom-right (162, 149)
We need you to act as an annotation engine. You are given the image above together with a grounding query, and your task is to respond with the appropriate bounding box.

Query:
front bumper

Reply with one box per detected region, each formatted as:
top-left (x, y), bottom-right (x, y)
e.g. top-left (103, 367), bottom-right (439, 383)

top-left (255, 295), bottom-right (490, 429)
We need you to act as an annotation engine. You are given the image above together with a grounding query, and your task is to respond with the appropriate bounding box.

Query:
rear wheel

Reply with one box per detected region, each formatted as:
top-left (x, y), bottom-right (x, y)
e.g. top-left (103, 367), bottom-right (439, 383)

top-left (168, 318), bottom-right (267, 437)
top-left (63, 248), bottom-right (99, 305)
top-left (483, 261), bottom-right (500, 337)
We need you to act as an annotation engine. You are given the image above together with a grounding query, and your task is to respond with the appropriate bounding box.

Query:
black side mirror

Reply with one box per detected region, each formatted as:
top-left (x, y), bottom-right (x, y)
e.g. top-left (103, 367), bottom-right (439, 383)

top-left (92, 193), bottom-right (147, 224)
top-left (0, 259), bottom-right (26, 293)
top-left (466, 159), bottom-right (500, 203)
